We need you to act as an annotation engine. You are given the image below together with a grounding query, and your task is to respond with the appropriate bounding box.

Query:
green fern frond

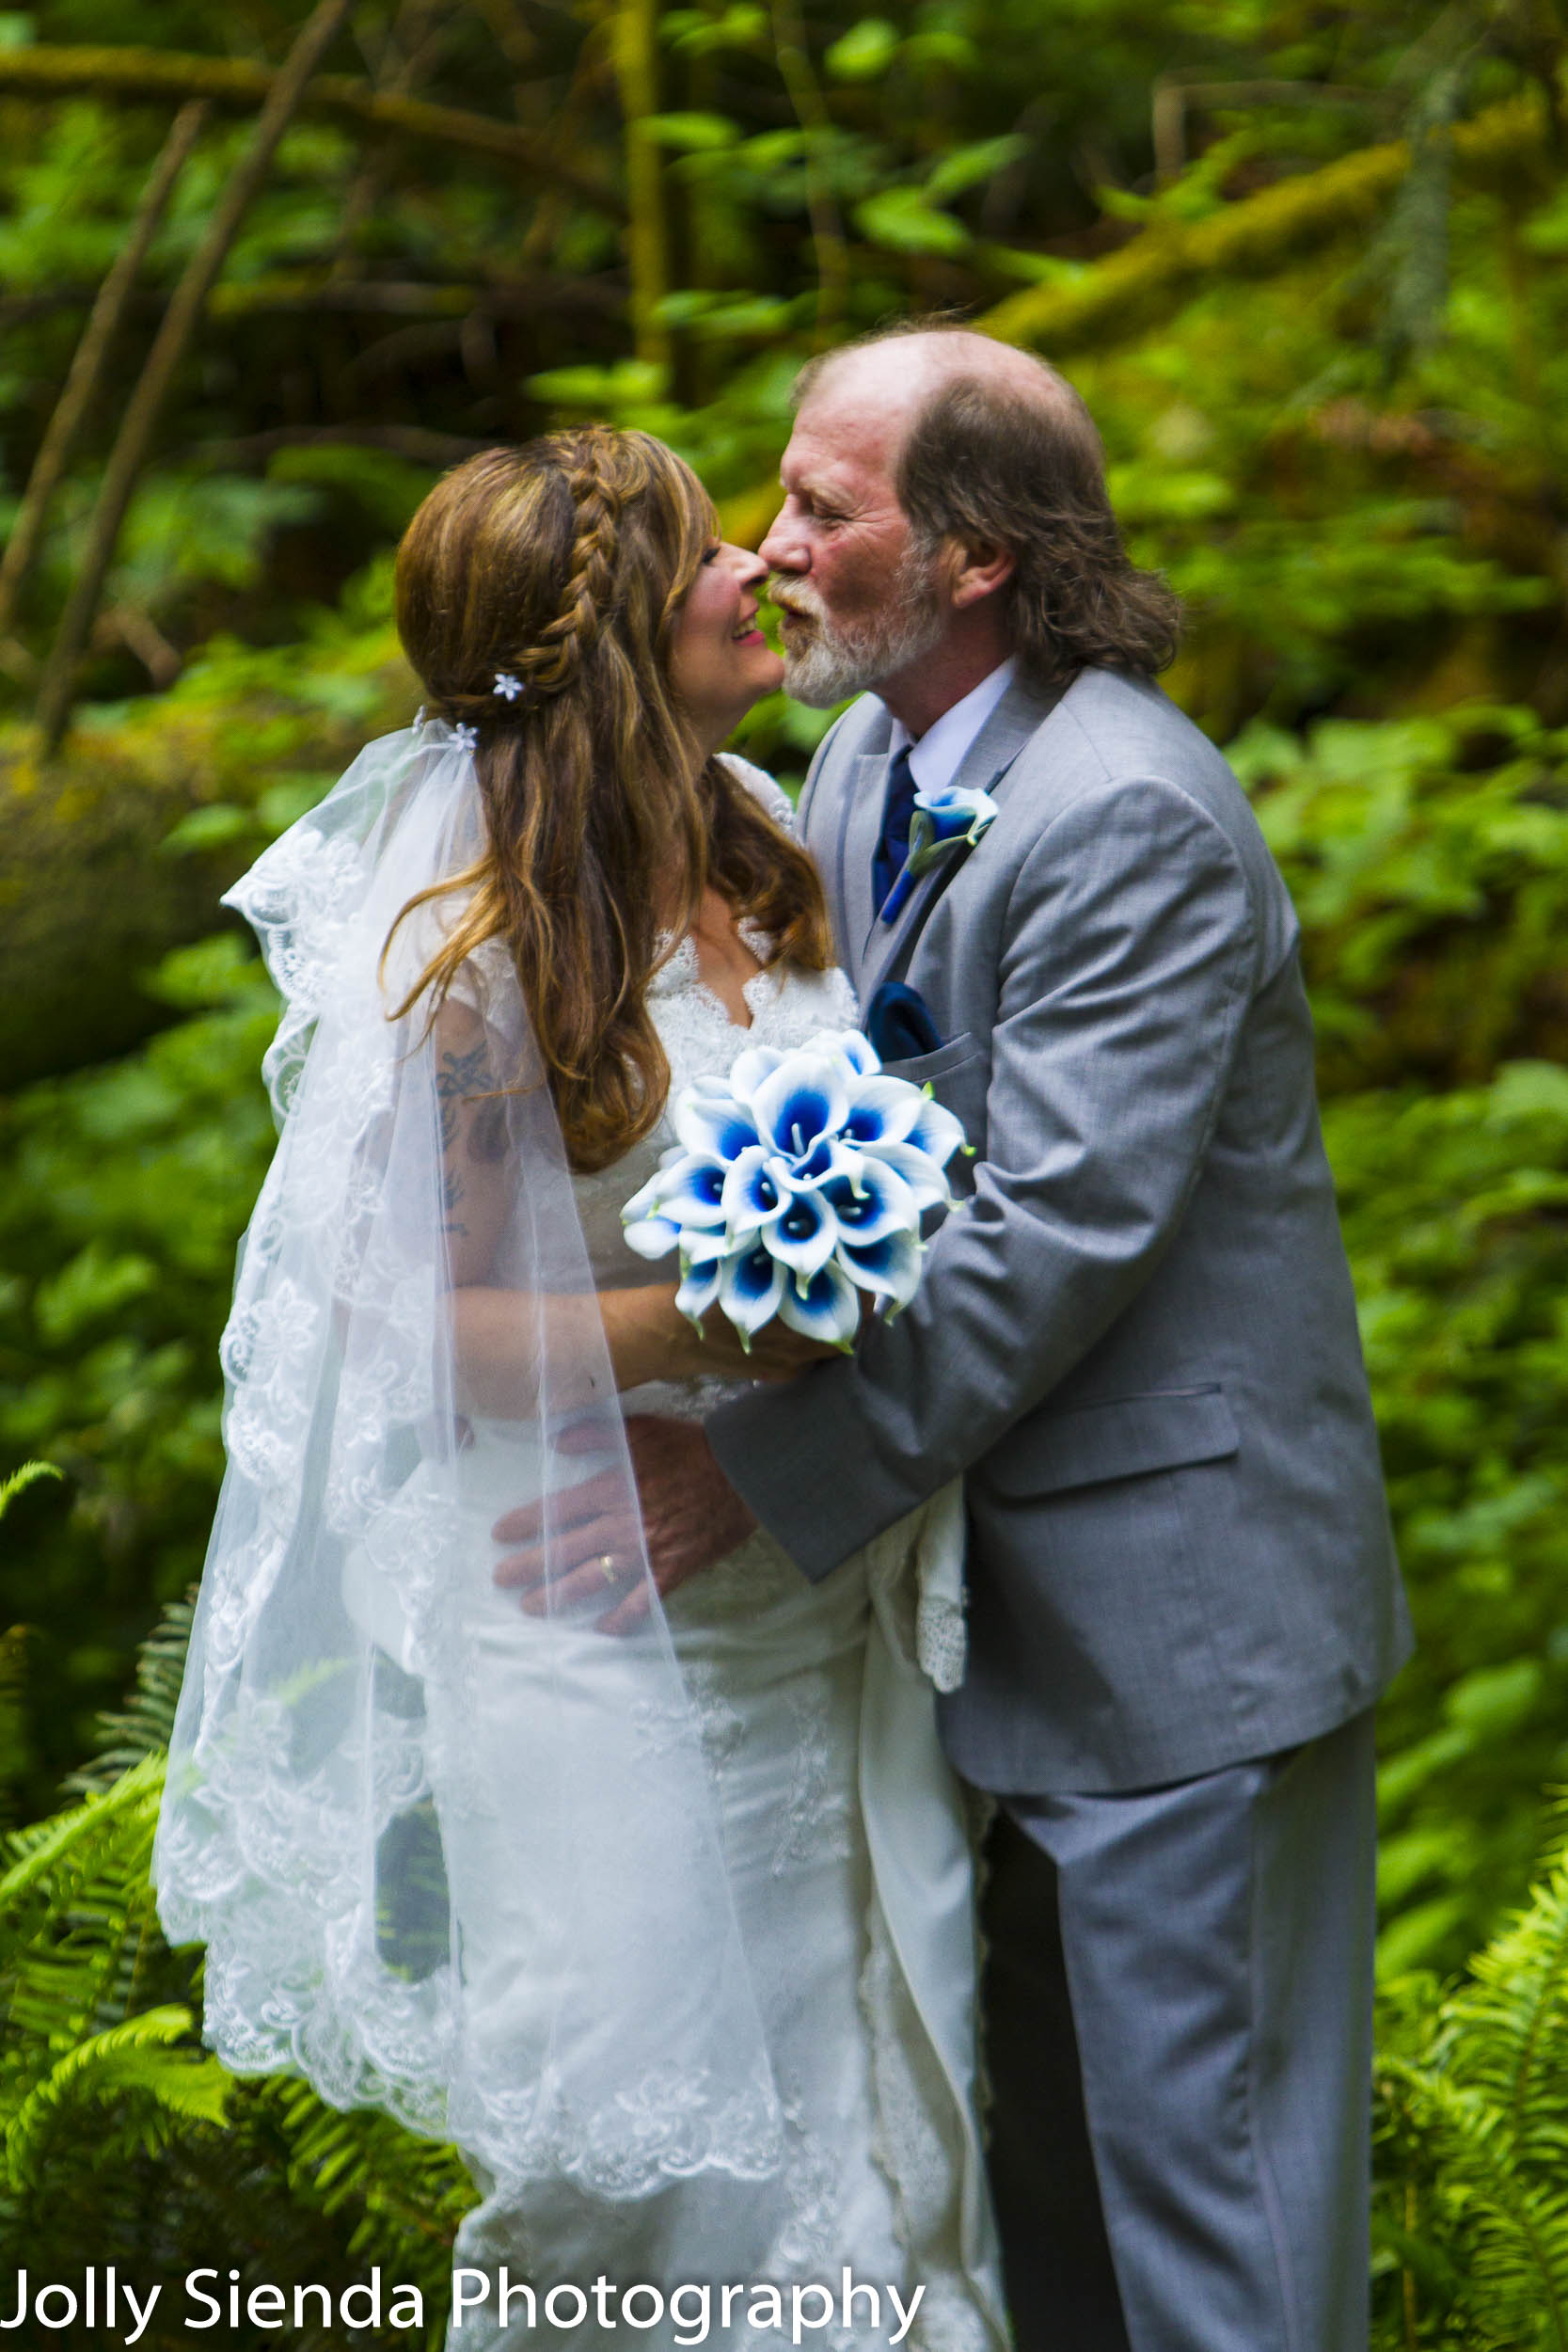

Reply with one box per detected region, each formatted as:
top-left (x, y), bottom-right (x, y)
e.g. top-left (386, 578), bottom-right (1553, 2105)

top-left (260, 2076), bottom-right (474, 2314)
top-left (67, 1594), bottom-right (196, 1796)
top-left (1375, 1799), bottom-right (1568, 2348)
top-left (1448, 1801), bottom-right (1568, 2152)
top-left (0, 1753), bottom-right (165, 1898)
top-left (6, 2005), bottom-right (230, 2193)
top-left (0, 1462), bottom-right (62, 1521)
top-left (0, 1625), bottom-right (467, 2338)
top-left (0, 1756), bottom-right (169, 2055)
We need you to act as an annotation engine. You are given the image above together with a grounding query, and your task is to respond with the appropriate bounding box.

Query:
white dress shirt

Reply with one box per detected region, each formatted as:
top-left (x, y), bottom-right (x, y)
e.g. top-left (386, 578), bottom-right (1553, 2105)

top-left (886, 656), bottom-right (1017, 795)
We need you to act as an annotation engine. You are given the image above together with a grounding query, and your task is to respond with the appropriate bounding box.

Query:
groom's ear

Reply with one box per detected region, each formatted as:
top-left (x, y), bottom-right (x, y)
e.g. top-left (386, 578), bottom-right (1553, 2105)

top-left (946, 535), bottom-right (1015, 611)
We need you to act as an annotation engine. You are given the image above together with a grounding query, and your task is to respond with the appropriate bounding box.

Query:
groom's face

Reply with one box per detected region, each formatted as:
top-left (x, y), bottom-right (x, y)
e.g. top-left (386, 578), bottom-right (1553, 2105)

top-left (760, 368), bottom-right (946, 708)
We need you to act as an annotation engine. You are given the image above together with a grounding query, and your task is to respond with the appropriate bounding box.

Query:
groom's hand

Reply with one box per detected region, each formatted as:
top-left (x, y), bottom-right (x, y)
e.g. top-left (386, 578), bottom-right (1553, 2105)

top-left (491, 1415), bottom-right (756, 1634)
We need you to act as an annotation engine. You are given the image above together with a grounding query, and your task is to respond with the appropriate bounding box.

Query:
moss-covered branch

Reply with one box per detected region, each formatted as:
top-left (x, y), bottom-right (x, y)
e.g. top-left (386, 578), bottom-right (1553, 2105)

top-left (0, 43), bottom-right (624, 216)
top-left (979, 92), bottom-right (1548, 355)
top-left (710, 93), bottom-right (1554, 549)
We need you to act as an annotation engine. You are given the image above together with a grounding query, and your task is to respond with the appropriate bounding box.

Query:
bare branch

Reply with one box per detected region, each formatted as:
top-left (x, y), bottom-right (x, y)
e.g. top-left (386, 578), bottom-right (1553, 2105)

top-left (35, 0), bottom-right (360, 754)
top-left (0, 101), bottom-right (208, 638)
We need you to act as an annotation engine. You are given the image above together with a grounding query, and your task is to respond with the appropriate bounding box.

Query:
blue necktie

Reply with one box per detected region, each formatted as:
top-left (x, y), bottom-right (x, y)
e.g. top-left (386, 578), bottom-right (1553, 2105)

top-left (871, 745), bottom-right (919, 915)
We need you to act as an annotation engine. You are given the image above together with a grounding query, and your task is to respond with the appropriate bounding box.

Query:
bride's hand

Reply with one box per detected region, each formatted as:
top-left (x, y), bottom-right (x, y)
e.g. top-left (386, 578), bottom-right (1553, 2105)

top-left (600, 1282), bottom-right (852, 1388)
top-left (685, 1304), bottom-right (847, 1382)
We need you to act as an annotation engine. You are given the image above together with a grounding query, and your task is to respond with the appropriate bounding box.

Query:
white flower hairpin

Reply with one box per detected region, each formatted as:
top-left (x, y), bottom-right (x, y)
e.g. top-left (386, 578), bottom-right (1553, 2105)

top-left (452, 722), bottom-right (479, 751)
top-left (494, 672), bottom-right (524, 702)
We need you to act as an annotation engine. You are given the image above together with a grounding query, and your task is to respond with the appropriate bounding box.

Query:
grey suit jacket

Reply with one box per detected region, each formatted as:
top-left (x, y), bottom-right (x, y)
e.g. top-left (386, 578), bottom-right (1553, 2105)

top-left (707, 667), bottom-right (1412, 1793)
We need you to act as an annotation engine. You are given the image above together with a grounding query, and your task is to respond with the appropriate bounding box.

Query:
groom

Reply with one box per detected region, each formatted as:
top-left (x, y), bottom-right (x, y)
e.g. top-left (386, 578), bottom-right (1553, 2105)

top-left (531, 322), bottom-right (1410, 2346)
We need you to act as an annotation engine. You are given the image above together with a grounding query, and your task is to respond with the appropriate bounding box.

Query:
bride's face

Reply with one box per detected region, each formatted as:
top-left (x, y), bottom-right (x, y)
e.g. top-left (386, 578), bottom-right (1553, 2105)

top-left (668, 539), bottom-right (784, 751)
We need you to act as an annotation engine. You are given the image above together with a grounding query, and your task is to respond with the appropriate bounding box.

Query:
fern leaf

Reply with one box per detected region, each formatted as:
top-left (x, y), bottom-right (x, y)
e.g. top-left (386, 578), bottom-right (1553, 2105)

top-left (67, 1595), bottom-right (196, 1796)
top-left (0, 1462), bottom-right (62, 1520)
top-left (6, 2006), bottom-right (230, 2193)
top-left (0, 1753), bottom-right (165, 1904)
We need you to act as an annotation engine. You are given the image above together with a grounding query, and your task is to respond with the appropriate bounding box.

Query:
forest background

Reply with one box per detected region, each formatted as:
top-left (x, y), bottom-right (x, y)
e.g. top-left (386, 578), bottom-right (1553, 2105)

top-left (1, 0), bottom-right (1566, 2343)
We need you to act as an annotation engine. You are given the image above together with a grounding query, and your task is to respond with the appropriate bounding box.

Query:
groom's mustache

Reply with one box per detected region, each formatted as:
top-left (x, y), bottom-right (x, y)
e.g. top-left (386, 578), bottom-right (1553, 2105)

top-left (767, 582), bottom-right (822, 628)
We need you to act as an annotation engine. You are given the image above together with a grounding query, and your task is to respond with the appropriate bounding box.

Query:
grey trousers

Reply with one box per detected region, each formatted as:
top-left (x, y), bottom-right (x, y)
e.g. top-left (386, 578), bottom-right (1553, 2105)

top-left (980, 1708), bottom-right (1378, 2352)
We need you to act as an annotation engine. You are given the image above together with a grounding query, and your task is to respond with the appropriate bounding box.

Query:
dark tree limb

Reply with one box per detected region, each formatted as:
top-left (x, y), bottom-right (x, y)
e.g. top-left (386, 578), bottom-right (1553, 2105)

top-left (0, 43), bottom-right (623, 215)
top-left (3, 271), bottom-right (624, 328)
top-left (34, 0), bottom-right (360, 755)
top-left (205, 271), bottom-right (624, 320)
top-left (179, 423), bottom-right (491, 468)
top-left (0, 101), bottom-right (208, 639)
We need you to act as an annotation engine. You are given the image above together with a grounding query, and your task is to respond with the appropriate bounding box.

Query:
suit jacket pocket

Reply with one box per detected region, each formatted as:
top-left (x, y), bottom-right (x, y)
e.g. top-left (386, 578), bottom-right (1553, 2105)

top-left (881, 1031), bottom-right (987, 1166)
top-left (880, 1030), bottom-right (981, 1088)
top-left (985, 1385), bottom-right (1239, 1499)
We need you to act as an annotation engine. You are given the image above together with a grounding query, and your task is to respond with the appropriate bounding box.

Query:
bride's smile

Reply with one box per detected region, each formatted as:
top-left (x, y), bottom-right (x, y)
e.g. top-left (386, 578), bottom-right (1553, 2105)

top-left (668, 537), bottom-right (784, 750)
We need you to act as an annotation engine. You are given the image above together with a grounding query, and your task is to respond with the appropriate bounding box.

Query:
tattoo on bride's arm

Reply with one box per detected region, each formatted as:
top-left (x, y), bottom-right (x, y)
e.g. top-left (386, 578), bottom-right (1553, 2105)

top-left (436, 1042), bottom-right (494, 1152)
top-left (467, 1095), bottom-right (509, 1165)
top-left (442, 1165), bottom-right (468, 1240)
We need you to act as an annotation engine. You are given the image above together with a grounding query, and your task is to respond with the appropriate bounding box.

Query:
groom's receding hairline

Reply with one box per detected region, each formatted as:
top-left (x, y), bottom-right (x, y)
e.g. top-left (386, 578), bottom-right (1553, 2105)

top-left (792, 318), bottom-right (1080, 424)
top-left (812, 321), bottom-right (1179, 689)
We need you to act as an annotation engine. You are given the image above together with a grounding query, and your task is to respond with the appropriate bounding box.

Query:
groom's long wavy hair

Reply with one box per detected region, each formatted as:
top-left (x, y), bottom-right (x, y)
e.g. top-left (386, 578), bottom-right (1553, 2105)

top-left (389, 430), bottom-right (831, 1172)
top-left (798, 319), bottom-right (1180, 687)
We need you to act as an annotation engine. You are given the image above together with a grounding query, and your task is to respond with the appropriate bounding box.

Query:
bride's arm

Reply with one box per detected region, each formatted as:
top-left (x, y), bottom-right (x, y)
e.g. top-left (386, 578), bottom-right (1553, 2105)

top-left (451, 1279), bottom-right (691, 1407)
top-left (434, 999), bottom-right (835, 1409)
top-left (454, 1279), bottom-right (842, 1408)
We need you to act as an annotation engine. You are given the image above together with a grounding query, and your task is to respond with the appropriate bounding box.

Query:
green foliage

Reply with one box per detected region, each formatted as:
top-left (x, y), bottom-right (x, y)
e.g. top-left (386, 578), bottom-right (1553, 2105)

top-left (1373, 1806), bottom-right (1568, 2347)
top-left (0, 934), bottom-right (279, 1794)
top-left (2, 0), bottom-right (1568, 2331)
top-left (1232, 707), bottom-right (1568, 1093)
top-left (1334, 1065), bottom-right (1568, 1980)
top-left (0, 1564), bottom-right (474, 2342)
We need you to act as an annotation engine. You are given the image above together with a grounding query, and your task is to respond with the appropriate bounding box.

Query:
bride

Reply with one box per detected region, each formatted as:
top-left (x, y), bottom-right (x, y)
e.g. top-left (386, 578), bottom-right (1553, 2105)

top-left (154, 427), bottom-right (1006, 2352)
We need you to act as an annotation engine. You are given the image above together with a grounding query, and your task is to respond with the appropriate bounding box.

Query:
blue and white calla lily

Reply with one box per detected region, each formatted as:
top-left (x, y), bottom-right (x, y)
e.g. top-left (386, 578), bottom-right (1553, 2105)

top-left (879, 780), bottom-right (1001, 924)
top-left (619, 1025), bottom-right (967, 1348)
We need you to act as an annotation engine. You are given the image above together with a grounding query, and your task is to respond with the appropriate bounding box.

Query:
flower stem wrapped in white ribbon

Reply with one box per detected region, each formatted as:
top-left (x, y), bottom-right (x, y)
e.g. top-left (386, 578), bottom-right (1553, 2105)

top-left (622, 1028), bottom-right (965, 1347)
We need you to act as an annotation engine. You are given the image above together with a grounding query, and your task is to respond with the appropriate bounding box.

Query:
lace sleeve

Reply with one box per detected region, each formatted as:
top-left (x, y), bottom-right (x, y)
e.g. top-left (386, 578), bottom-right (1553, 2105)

top-left (720, 752), bottom-right (797, 835)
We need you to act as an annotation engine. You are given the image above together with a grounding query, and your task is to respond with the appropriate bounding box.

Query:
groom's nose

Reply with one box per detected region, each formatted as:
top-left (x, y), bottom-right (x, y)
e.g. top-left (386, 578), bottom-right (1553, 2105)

top-left (758, 501), bottom-right (806, 575)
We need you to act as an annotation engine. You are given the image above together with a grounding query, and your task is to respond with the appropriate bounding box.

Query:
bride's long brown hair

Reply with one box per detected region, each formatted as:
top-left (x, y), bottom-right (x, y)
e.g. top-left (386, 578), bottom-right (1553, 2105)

top-left (390, 429), bottom-right (832, 1172)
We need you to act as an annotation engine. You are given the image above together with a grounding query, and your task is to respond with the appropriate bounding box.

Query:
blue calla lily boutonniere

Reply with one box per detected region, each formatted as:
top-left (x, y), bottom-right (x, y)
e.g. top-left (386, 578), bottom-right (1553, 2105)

top-left (879, 779), bottom-right (1000, 925)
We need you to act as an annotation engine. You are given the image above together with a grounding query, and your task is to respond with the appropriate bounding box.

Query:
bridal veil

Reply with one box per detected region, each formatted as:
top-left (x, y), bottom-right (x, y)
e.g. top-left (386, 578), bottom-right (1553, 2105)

top-left (153, 716), bottom-right (784, 2201)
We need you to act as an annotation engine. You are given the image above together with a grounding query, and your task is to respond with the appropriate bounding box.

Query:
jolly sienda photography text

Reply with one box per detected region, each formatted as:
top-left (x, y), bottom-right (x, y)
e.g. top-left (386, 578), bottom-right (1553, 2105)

top-left (1, 2265), bottom-right (929, 2344)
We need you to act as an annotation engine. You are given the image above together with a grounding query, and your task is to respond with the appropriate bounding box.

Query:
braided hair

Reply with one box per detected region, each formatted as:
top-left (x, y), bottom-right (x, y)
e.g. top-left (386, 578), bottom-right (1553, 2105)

top-left (389, 429), bottom-right (832, 1171)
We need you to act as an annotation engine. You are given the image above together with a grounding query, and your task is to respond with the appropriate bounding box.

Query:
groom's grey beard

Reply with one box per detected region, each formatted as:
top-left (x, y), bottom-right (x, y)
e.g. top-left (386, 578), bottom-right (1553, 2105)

top-left (777, 547), bottom-right (946, 708)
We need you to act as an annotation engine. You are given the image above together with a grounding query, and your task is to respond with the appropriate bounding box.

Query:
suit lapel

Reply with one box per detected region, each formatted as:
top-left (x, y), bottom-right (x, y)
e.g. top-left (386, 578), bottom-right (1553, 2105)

top-left (800, 700), bottom-right (893, 986)
top-left (842, 755), bottom-right (889, 973)
top-left (858, 675), bottom-right (1068, 996)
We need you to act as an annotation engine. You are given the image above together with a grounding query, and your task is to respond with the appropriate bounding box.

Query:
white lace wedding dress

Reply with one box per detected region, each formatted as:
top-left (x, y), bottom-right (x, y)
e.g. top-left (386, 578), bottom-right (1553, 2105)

top-left (444, 766), bottom-right (1006, 2352)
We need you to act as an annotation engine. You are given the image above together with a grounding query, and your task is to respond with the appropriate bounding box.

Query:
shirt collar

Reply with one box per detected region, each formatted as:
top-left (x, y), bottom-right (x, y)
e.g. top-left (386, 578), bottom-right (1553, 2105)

top-left (886, 657), bottom-right (1017, 796)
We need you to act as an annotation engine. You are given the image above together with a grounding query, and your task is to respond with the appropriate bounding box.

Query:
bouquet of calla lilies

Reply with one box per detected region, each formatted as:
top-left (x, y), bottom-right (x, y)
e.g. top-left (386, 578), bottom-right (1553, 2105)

top-left (621, 1030), bottom-right (966, 1347)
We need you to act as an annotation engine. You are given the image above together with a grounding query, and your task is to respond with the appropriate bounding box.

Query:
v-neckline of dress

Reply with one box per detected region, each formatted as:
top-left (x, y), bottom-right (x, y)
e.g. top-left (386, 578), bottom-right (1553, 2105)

top-left (654, 924), bottom-right (775, 1035)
